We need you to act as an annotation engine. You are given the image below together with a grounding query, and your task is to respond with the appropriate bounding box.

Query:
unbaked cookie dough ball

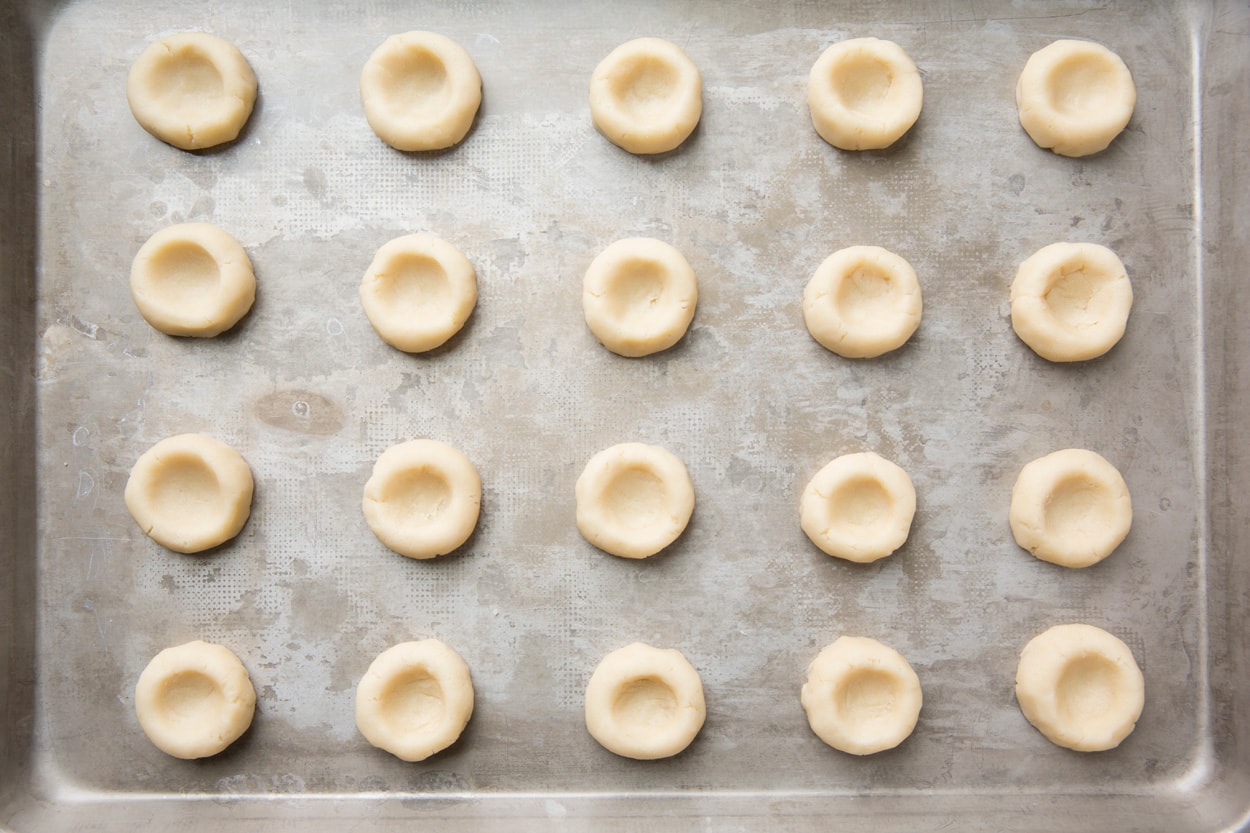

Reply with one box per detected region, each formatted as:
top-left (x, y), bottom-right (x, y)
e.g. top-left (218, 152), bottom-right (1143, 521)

top-left (360, 233), bottom-right (477, 353)
top-left (356, 639), bottom-right (475, 762)
top-left (362, 439), bottom-right (481, 559)
top-left (576, 442), bottom-right (695, 559)
top-left (589, 37), bottom-right (702, 155)
top-left (801, 636), bottom-right (922, 755)
top-left (584, 642), bottom-right (706, 760)
top-left (807, 37), bottom-right (923, 151)
top-left (124, 434), bottom-right (254, 554)
top-left (130, 222), bottom-right (256, 337)
top-left (800, 451), bottom-right (916, 563)
top-left (134, 640), bottom-right (256, 759)
top-left (1015, 623), bottom-right (1144, 751)
top-left (1016, 39), bottom-right (1136, 157)
top-left (583, 238), bottom-right (697, 357)
top-left (360, 31), bottom-right (482, 151)
top-left (1010, 448), bottom-right (1132, 568)
top-left (803, 245), bottom-right (922, 358)
top-left (1010, 242), bottom-right (1132, 363)
top-left (126, 32), bottom-right (257, 151)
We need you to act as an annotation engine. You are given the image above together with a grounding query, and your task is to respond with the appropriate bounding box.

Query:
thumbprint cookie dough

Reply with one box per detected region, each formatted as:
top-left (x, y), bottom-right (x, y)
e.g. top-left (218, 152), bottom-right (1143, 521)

top-left (584, 642), bottom-right (706, 760)
top-left (801, 636), bottom-right (922, 755)
top-left (803, 245), bottom-right (922, 358)
top-left (1010, 448), bottom-right (1132, 568)
top-left (583, 238), bottom-right (697, 357)
top-left (800, 451), bottom-right (916, 563)
top-left (1016, 40), bottom-right (1136, 157)
top-left (360, 31), bottom-right (482, 151)
top-left (1011, 242), bottom-right (1132, 363)
top-left (125, 434), bottom-right (254, 554)
top-left (362, 439), bottom-right (481, 559)
top-left (808, 37), bottom-right (923, 151)
top-left (1015, 623), bottom-right (1144, 751)
top-left (134, 640), bottom-right (256, 759)
top-left (356, 639), bottom-right (475, 762)
top-left (130, 222), bottom-right (256, 337)
top-left (126, 32), bottom-right (257, 150)
top-left (360, 233), bottom-right (477, 353)
top-left (576, 442), bottom-right (695, 559)
top-left (589, 37), bottom-right (702, 155)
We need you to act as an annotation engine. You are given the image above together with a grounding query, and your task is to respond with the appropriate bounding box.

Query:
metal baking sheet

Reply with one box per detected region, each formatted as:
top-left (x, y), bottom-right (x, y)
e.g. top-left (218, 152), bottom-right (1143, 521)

top-left (3, 0), bottom-right (1249, 830)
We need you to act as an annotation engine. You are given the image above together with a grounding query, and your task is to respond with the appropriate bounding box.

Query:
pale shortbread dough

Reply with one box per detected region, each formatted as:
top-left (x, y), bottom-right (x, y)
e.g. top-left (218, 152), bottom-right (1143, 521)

top-left (130, 222), bottom-right (256, 337)
top-left (584, 642), bottom-right (706, 760)
top-left (360, 31), bottom-right (482, 151)
top-left (583, 238), bottom-right (697, 357)
top-left (360, 233), bottom-right (478, 353)
top-left (590, 38), bottom-right (702, 155)
top-left (1015, 623), bottom-right (1144, 751)
top-left (125, 434), bottom-right (254, 554)
top-left (800, 451), bottom-right (916, 563)
top-left (1016, 40), bottom-right (1136, 157)
top-left (801, 635), bottom-right (922, 755)
top-left (126, 32), bottom-right (257, 151)
top-left (134, 640), bottom-right (256, 759)
top-left (808, 37), bottom-right (923, 151)
top-left (362, 439), bottom-right (481, 559)
top-left (1011, 242), bottom-right (1132, 363)
top-left (356, 639), bottom-right (475, 762)
top-left (576, 442), bottom-right (695, 559)
top-left (1010, 448), bottom-right (1132, 568)
top-left (803, 245), bottom-right (922, 358)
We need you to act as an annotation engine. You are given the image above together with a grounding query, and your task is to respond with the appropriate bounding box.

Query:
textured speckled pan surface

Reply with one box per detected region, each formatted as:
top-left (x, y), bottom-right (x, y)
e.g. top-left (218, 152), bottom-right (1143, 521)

top-left (2, 1), bottom-right (1248, 829)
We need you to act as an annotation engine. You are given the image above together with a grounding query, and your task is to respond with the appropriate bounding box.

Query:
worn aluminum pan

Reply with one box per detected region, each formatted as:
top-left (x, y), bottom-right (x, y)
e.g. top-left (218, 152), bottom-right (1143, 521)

top-left (2, 0), bottom-right (1248, 829)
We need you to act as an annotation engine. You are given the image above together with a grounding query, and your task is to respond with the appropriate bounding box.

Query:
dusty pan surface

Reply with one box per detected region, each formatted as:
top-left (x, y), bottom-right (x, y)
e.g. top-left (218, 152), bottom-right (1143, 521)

top-left (2, 0), bottom-right (1248, 830)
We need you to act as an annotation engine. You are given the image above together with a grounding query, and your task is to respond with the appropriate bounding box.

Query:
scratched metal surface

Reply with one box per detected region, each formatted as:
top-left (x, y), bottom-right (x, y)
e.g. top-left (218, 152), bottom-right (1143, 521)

top-left (7, 0), bottom-right (1249, 829)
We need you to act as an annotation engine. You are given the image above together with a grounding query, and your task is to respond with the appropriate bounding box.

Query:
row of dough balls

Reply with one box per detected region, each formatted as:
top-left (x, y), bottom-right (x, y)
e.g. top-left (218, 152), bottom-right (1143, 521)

top-left (126, 30), bottom-right (1136, 158)
top-left (124, 435), bottom-right (1132, 571)
top-left (130, 224), bottom-right (1134, 364)
top-left (134, 624), bottom-right (1144, 761)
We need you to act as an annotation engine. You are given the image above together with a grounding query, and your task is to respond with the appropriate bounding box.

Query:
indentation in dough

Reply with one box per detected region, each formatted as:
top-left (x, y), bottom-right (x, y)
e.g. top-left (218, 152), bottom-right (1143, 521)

top-left (1048, 57), bottom-right (1119, 117)
top-left (1055, 654), bottom-right (1118, 723)
top-left (835, 266), bottom-right (896, 323)
top-left (381, 468), bottom-right (452, 525)
top-left (145, 241), bottom-right (222, 309)
top-left (837, 668), bottom-right (900, 723)
top-left (1043, 475), bottom-right (1113, 539)
top-left (379, 667), bottom-right (446, 733)
top-left (603, 466), bottom-right (667, 528)
top-left (1043, 267), bottom-right (1117, 328)
top-left (603, 258), bottom-right (667, 328)
top-left (148, 452), bottom-right (223, 525)
top-left (613, 676), bottom-right (678, 729)
top-left (148, 46), bottom-right (226, 116)
top-left (376, 47), bottom-right (451, 117)
top-left (614, 57), bottom-right (680, 121)
top-left (831, 57), bottom-right (892, 115)
top-left (827, 475), bottom-right (892, 530)
top-left (376, 253), bottom-right (452, 312)
top-left (157, 670), bottom-right (224, 727)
